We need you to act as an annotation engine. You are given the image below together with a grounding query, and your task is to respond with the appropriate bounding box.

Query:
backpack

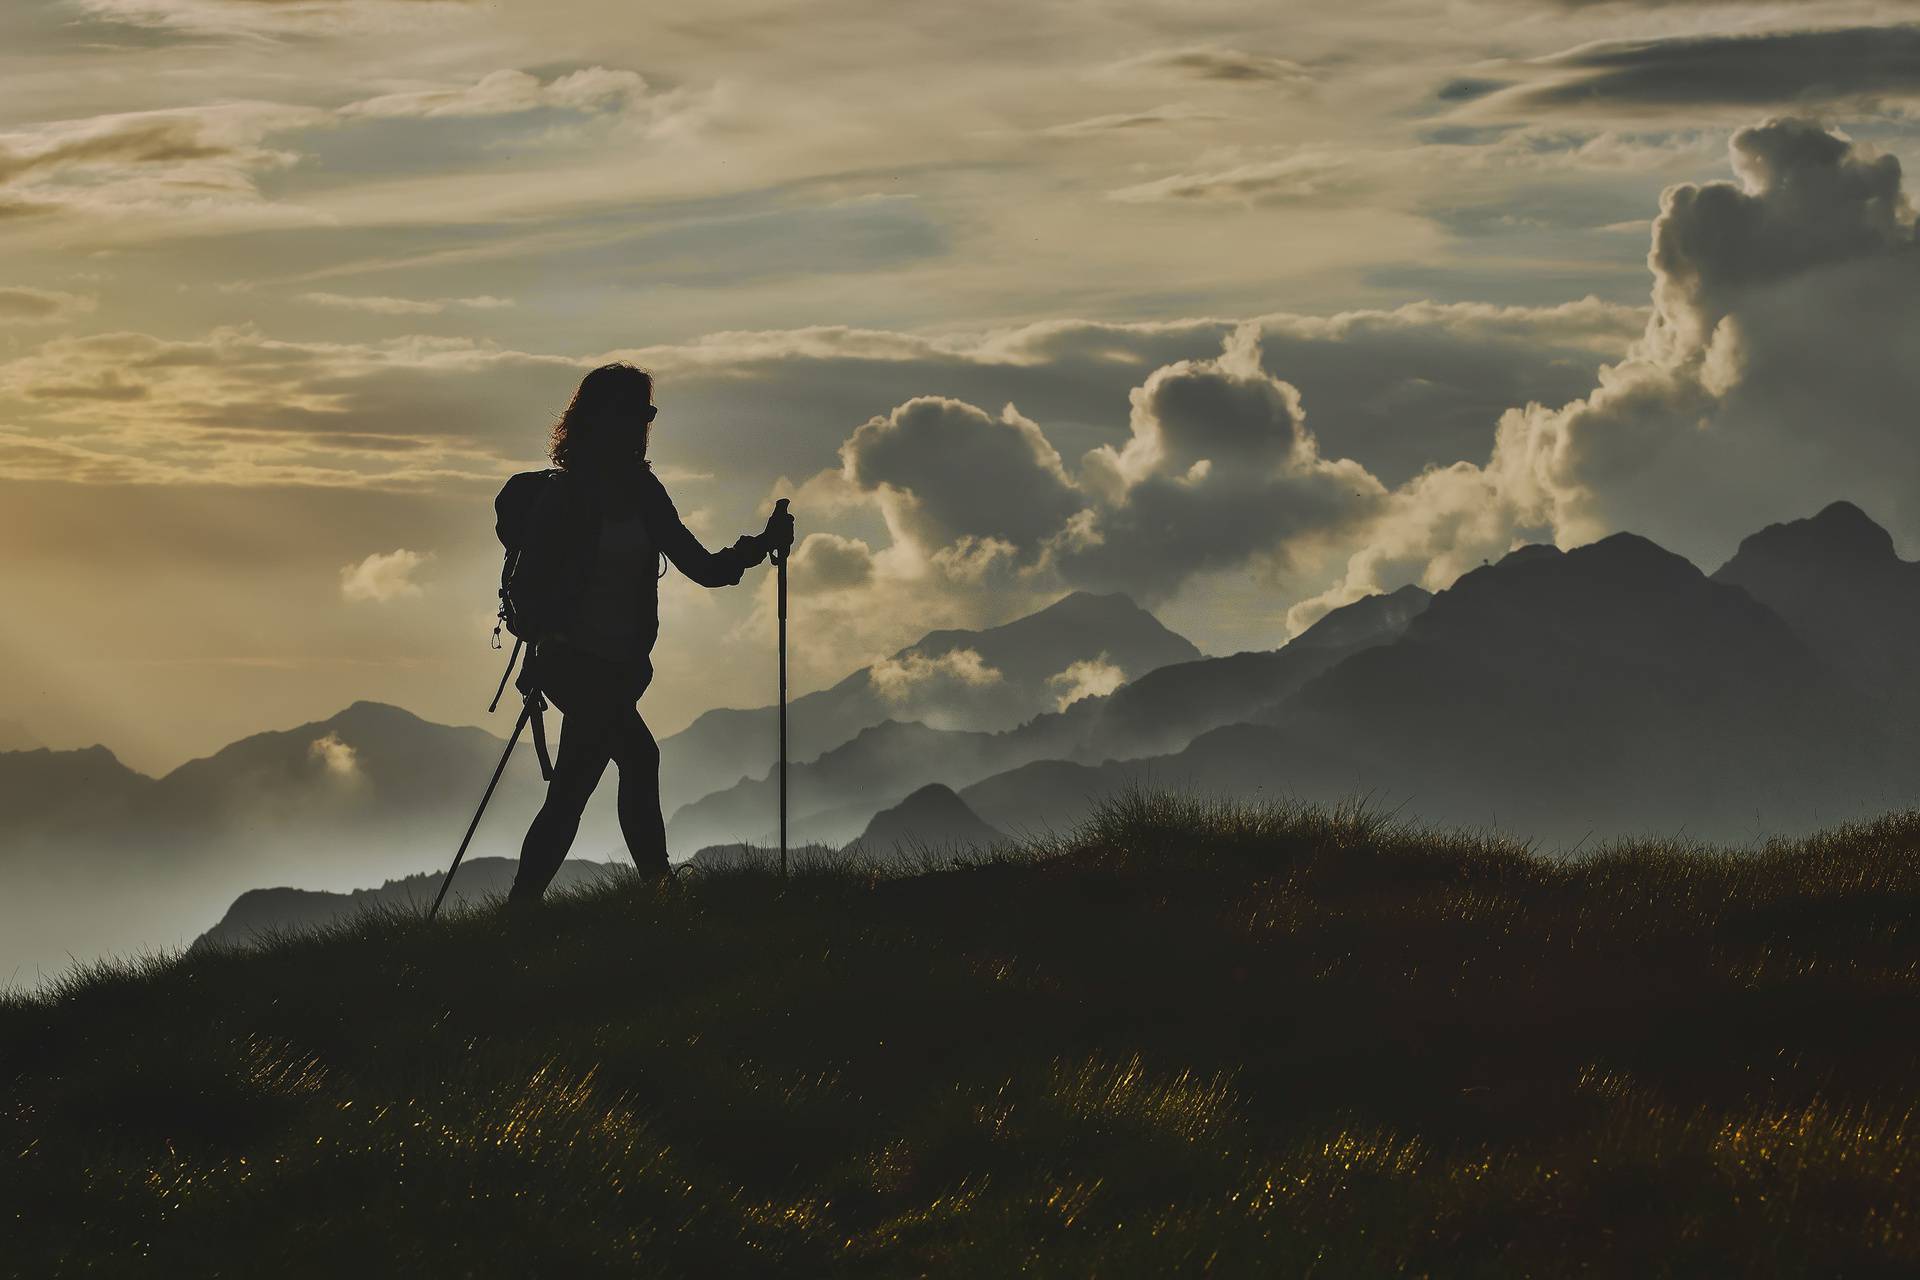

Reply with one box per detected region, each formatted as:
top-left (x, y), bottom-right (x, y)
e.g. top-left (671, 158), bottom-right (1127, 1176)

top-left (494, 468), bottom-right (559, 645)
top-left (486, 469), bottom-right (561, 780)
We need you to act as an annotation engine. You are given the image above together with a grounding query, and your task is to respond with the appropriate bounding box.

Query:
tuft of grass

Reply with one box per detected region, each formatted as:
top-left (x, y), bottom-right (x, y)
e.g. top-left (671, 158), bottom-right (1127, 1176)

top-left (5, 789), bottom-right (1918, 1277)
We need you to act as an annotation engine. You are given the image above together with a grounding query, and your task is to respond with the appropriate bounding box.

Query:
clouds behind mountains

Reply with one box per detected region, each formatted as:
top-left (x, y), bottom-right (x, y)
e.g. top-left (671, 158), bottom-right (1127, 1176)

top-left (764, 116), bottom-right (1919, 645)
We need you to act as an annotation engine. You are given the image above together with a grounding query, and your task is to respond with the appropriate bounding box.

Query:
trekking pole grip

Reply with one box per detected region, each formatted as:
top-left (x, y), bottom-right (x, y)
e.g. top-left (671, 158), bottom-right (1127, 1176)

top-left (770, 498), bottom-right (790, 565)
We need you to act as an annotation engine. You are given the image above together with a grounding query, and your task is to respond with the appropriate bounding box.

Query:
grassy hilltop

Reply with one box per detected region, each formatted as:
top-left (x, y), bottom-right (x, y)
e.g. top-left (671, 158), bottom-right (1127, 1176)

top-left (5, 791), bottom-right (1919, 1277)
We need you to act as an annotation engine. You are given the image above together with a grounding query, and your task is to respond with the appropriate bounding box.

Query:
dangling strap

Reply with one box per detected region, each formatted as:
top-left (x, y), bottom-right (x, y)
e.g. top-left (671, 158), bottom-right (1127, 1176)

top-left (528, 691), bottom-right (554, 782)
top-left (488, 635), bottom-right (524, 713)
top-left (513, 641), bottom-right (554, 781)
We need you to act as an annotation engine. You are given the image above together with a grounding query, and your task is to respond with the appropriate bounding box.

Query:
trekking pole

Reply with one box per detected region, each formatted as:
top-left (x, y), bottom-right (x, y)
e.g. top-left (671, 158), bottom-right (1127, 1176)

top-left (428, 696), bottom-right (533, 920)
top-left (772, 498), bottom-right (790, 880)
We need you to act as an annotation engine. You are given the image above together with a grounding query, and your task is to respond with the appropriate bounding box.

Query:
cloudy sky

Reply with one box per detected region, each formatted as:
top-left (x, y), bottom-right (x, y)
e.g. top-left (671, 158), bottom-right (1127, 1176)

top-left (2, 0), bottom-right (1917, 774)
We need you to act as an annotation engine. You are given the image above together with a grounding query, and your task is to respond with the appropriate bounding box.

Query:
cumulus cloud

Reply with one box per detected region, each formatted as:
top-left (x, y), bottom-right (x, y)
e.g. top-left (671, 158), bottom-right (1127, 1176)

top-left (1064, 326), bottom-right (1386, 600)
top-left (297, 292), bottom-right (514, 315)
top-left (868, 648), bottom-right (1004, 703)
top-left (1048, 656), bottom-right (1125, 710)
top-left (0, 288), bottom-right (97, 325)
top-left (340, 548), bottom-right (433, 602)
top-left (840, 397), bottom-right (1082, 560)
top-left (308, 731), bottom-right (362, 778)
top-left (783, 320), bottom-right (1385, 640)
top-left (339, 67), bottom-right (648, 120)
top-left (790, 532), bottom-right (875, 592)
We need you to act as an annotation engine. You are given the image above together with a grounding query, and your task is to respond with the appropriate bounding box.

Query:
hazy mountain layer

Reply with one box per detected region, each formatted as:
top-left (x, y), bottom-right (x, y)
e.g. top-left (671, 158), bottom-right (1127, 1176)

top-left (665, 586), bottom-right (1431, 849)
top-left (0, 701), bottom-right (627, 986)
top-left (656, 591), bottom-right (1199, 816)
top-left (964, 526), bottom-right (1914, 847)
top-left (13, 502), bottom-right (1920, 980)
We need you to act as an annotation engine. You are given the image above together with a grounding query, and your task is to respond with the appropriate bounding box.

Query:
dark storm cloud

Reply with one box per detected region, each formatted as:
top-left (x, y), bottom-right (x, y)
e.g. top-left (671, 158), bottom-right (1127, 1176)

top-left (1499, 25), bottom-right (1920, 113)
top-left (1650, 116), bottom-right (1916, 344)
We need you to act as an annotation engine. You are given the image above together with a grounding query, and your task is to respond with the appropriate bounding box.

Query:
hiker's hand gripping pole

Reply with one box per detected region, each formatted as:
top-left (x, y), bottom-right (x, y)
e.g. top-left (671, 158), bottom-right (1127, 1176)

top-left (771, 498), bottom-right (791, 880)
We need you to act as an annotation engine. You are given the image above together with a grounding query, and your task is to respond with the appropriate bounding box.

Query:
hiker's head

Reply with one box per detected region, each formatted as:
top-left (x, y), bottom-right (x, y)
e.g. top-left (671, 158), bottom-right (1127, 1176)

top-left (551, 362), bottom-right (656, 470)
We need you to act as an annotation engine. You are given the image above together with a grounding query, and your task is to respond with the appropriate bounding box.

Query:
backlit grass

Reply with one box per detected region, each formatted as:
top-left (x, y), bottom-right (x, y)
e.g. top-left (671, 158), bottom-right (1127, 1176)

top-left (5, 787), bottom-right (1917, 1276)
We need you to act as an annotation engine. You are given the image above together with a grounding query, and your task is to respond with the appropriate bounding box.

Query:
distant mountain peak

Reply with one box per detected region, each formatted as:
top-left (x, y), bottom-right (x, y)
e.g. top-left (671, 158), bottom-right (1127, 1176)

top-left (333, 700), bottom-right (431, 727)
top-left (0, 741), bottom-right (129, 767)
top-left (1292, 584), bottom-right (1433, 650)
top-left (1041, 589), bottom-right (1142, 613)
top-left (1725, 501), bottom-right (1900, 570)
top-left (852, 783), bottom-right (1003, 855)
top-left (917, 590), bottom-right (1166, 640)
top-left (1581, 530), bottom-right (1685, 564)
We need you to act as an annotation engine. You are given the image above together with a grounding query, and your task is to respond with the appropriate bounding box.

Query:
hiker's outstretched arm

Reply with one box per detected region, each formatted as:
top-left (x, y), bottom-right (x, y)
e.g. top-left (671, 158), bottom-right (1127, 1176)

top-left (643, 472), bottom-right (766, 588)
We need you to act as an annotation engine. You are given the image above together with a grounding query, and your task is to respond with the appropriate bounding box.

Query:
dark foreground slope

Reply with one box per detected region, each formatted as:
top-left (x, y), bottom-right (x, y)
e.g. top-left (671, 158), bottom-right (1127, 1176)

top-left (5, 793), bottom-right (1918, 1278)
top-left (197, 857), bottom-right (625, 950)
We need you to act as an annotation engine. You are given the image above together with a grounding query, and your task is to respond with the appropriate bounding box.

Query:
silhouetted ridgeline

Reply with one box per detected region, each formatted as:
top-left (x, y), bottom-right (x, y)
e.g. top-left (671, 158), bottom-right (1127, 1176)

top-left (195, 857), bottom-right (621, 950)
top-left (656, 590), bottom-right (1201, 815)
top-left (960, 504), bottom-right (1920, 846)
top-left (6, 793), bottom-right (1918, 1275)
top-left (664, 583), bottom-right (1431, 850)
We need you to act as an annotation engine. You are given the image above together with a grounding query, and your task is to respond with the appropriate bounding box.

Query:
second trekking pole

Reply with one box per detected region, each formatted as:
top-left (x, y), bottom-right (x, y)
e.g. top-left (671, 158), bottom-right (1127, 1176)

top-left (428, 694), bottom-right (534, 920)
top-left (772, 498), bottom-right (790, 880)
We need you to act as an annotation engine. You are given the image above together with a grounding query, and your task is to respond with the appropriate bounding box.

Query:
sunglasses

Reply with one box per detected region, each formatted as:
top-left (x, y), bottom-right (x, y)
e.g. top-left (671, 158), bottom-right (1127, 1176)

top-left (641, 404), bottom-right (659, 423)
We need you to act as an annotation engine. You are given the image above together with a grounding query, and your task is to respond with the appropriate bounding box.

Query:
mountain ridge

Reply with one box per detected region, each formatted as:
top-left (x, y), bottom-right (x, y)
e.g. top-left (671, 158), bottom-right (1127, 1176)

top-left (655, 590), bottom-right (1200, 815)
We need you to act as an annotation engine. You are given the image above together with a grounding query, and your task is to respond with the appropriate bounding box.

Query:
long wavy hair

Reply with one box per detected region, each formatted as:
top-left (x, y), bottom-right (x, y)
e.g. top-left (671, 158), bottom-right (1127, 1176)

top-left (549, 362), bottom-right (654, 472)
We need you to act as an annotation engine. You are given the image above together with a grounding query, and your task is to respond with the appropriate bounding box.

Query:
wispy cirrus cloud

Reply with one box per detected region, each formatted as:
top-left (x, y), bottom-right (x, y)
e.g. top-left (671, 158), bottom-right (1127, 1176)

top-left (297, 292), bottom-right (514, 315)
top-left (1104, 46), bottom-right (1316, 89)
top-left (69, 0), bottom-right (479, 38)
top-left (1106, 125), bottom-right (1720, 208)
top-left (337, 67), bottom-right (648, 119)
top-left (0, 325), bottom-right (573, 487)
top-left (0, 101), bottom-right (325, 229)
top-left (0, 287), bottom-right (97, 324)
top-left (1108, 150), bottom-right (1373, 205)
top-left (1465, 23), bottom-right (1920, 118)
top-left (1040, 103), bottom-right (1228, 137)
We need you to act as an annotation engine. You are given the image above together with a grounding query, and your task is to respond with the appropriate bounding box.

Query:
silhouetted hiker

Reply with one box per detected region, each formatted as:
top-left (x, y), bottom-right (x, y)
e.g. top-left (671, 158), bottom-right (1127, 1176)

top-left (507, 362), bottom-right (793, 904)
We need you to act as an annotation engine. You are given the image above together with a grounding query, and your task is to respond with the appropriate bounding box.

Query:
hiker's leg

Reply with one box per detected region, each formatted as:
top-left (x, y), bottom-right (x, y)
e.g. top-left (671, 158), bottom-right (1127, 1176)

top-left (512, 688), bottom-right (617, 903)
top-left (610, 706), bottom-right (668, 876)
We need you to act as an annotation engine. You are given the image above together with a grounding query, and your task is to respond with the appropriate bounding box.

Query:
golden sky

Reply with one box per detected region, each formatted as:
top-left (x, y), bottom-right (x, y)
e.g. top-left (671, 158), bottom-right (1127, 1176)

top-left (3, 0), bottom-right (1918, 773)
